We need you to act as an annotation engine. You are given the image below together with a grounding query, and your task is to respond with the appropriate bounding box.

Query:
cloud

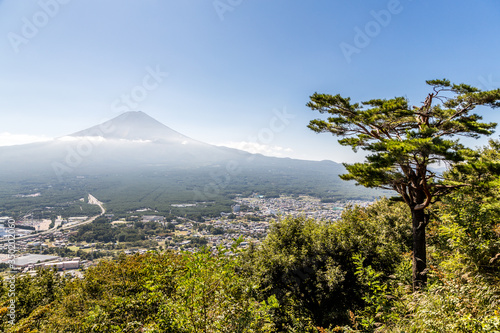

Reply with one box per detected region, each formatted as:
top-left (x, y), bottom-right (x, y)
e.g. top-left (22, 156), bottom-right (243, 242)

top-left (57, 136), bottom-right (152, 144)
top-left (0, 132), bottom-right (53, 146)
top-left (57, 136), bottom-right (105, 142)
top-left (215, 141), bottom-right (293, 157)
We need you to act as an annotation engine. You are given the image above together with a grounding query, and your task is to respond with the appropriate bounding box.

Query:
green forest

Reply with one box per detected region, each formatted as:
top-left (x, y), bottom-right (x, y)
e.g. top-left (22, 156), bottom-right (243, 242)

top-left (1, 184), bottom-right (499, 332)
top-left (1, 80), bottom-right (500, 332)
top-left (0, 164), bottom-right (383, 221)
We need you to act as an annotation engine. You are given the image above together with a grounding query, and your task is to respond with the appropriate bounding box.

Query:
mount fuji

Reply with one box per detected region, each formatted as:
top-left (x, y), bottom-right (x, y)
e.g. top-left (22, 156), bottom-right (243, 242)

top-left (0, 112), bottom-right (382, 214)
top-left (70, 111), bottom-right (198, 144)
top-left (1, 112), bottom-right (246, 176)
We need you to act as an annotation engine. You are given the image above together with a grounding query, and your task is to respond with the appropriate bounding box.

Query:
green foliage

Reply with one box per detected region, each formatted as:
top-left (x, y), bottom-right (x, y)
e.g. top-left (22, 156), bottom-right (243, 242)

top-left (0, 267), bottom-right (68, 332)
top-left (431, 140), bottom-right (500, 276)
top-left (0, 162), bottom-right (383, 220)
top-left (2, 140), bottom-right (500, 331)
top-left (73, 217), bottom-right (170, 246)
top-left (378, 144), bottom-right (500, 332)
top-left (383, 256), bottom-right (500, 333)
top-left (390, 273), bottom-right (500, 332)
top-left (243, 199), bottom-right (411, 330)
top-left (307, 79), bottom-right (500, 289)
top-left (307, 79), bottom-right (500, 206)
top-left (351, 254), bottom-right (393, 331)
top-left (155, 243), bottom-right (277, 332)
top-left (1, 249), bottom-right (276, 332)
top-left (0, 178), bottom-right (102, 219)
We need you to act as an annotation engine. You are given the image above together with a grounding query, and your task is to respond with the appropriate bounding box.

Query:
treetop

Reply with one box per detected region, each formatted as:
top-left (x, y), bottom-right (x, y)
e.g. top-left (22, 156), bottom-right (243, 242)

top-left (307, 79), bottom-right (500, 210)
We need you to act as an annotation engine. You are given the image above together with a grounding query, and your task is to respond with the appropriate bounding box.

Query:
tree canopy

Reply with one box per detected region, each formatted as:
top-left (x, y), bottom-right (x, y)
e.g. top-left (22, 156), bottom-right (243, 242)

top-left (307, 79), bottom-right (500, 289)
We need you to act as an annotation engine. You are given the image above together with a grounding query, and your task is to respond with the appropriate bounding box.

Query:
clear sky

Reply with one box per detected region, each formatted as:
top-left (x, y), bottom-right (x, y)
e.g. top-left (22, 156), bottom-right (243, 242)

top-left (1, 0), bottom-right (499, 163)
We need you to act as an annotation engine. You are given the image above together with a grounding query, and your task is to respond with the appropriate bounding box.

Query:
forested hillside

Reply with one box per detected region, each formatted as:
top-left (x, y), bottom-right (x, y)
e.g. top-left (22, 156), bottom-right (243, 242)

top-left (2, 80), bottom-right (500, 332)
top-left (1, 149), bottom-right (499, 332)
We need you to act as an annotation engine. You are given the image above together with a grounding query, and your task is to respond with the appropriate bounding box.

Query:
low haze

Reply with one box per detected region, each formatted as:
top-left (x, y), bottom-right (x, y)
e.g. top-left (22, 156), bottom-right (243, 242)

top-left (1, 1), bottom-right (499, 162)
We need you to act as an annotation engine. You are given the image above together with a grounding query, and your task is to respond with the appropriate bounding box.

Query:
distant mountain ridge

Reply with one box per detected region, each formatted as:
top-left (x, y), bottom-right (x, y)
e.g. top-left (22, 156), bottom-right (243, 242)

top-left (0, 112), bottom-right (384, 215)
top-left (0, 111), bottom-right (345, 177)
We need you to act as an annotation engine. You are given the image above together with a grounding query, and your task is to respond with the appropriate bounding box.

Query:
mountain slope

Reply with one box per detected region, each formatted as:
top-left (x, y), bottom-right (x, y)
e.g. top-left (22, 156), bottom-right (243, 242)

top-left (70, 111), bottom-right (198, 144)
top-left (0, 112), bottom-right (384, 215)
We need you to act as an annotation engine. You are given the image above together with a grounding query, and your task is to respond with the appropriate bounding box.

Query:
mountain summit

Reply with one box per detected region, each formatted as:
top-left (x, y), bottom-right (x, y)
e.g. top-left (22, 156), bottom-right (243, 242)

top-left (0, 111), bottom-right (381, 203)
top-left (70, 111), bottom-right (196, 144)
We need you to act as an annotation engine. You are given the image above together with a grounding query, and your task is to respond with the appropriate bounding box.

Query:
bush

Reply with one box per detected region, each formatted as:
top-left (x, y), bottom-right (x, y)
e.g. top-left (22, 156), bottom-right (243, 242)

top-left (243, 199), bottom-right (412, 330)
top-left (1, 248), bottom-right (276, 332)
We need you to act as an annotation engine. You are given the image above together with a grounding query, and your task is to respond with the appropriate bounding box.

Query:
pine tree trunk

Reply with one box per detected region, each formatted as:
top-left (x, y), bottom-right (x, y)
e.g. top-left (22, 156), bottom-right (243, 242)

top-left (411, 208), bottom-right (427, 290)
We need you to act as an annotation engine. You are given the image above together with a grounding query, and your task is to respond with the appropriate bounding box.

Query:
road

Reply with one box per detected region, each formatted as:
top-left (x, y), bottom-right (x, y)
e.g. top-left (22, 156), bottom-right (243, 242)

top-left (0, 194), bottom-right (106, 243)
top-left (61, 194), bottom-right (105, 230)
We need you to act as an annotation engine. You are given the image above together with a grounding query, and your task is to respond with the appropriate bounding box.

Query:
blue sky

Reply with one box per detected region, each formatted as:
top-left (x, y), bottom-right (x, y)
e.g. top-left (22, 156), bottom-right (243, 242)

top-left (1, 0), bottom-right (499, 163)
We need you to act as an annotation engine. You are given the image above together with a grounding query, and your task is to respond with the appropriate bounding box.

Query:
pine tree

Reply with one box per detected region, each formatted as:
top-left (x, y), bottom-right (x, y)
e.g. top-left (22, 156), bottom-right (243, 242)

top-left (307, 79), bottom-right (500, 289)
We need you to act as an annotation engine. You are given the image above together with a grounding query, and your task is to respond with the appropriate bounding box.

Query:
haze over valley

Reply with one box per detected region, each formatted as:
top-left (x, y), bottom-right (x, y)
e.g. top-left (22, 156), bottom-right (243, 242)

top-left (0, 111), bottom-right (384, 219)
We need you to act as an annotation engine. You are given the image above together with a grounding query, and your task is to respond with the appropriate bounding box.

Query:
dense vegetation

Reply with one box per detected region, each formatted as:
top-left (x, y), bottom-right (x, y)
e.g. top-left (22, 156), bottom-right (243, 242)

top-left (0, 164), bottom-right (384, 220)
top-left (0, 180), bottom-right (102, 220)
top-left (1, 242), bottom-right (277, 332)
top-left (1, 85), bottom-right (499, 331)
top-left (1, 166), bottom-right (499, 331)
top-left (307, 79), bottom-right (500, 289)
top-left (72, 217), bottom-right (156, 244)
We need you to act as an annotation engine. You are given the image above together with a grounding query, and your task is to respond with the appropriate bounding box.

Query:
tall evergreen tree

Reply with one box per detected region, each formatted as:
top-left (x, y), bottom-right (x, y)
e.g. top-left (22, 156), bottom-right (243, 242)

top-left (307, 79), bottom-right (500, 289)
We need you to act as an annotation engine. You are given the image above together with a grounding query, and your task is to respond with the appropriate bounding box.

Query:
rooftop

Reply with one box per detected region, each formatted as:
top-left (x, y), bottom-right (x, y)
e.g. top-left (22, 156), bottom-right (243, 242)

top-left (14, 254), bottom-right (60, 267)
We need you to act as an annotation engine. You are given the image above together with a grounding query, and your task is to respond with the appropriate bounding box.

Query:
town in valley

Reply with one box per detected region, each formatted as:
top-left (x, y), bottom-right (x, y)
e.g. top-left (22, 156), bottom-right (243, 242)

top-left (0, 193), bottom-right (373, 276)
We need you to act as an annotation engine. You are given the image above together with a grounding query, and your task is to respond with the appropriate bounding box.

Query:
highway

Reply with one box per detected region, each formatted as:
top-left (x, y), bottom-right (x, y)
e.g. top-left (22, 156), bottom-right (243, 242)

top-left (0, 194), bottom-right (106, 243)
